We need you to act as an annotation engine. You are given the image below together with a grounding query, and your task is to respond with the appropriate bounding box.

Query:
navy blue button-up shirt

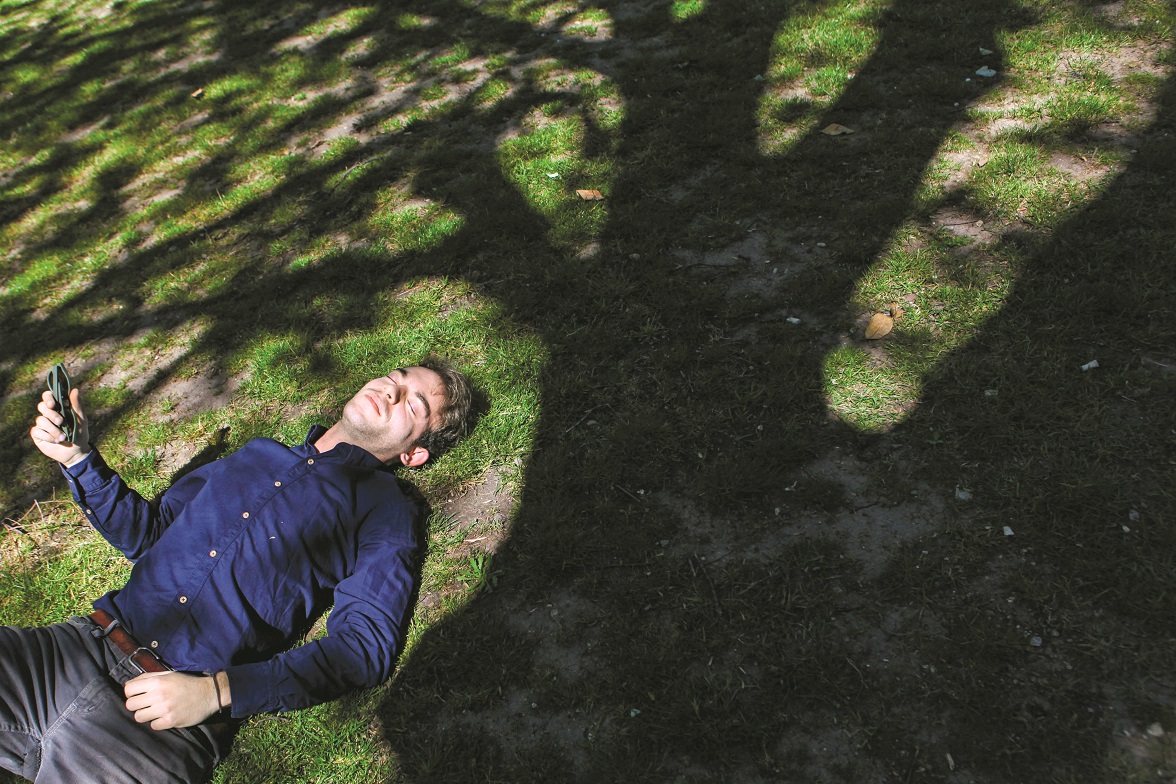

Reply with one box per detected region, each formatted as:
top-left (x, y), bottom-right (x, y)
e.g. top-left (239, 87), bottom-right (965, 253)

top-left (61, 426), bottom-right (420, 718)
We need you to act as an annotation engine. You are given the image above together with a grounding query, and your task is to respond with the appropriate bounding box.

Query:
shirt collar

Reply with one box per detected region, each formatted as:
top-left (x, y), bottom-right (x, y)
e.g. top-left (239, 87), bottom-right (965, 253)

top-left (297, 425), bottom-right (388, 470)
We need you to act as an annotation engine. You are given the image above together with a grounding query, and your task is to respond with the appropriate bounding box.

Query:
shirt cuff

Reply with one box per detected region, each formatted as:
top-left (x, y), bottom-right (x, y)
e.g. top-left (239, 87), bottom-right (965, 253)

top-left (224, 660), bottom-right (277, 718)
top-left (60, 448), bottom-right (116, 494)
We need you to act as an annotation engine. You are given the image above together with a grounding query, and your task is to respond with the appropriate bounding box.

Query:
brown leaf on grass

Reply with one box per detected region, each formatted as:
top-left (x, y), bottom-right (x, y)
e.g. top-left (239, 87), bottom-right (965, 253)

top-left (576, 189), bottom-right (604, 201)
top-left (821, 123), bottom-right (855, 136)
top-left (864, 312), bottom-right (894, 339)
top-left (190, 88), bottom-right (205, 99)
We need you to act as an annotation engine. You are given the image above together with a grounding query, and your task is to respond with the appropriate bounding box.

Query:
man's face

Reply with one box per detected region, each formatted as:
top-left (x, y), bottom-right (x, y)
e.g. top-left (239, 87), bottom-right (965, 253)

top-left (340, 366), bottom-right (446, 465)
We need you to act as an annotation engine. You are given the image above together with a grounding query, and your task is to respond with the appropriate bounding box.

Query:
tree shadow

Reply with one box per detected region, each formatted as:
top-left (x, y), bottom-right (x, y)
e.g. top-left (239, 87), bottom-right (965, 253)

top-left (1, 0), bottom-right (1172, 781)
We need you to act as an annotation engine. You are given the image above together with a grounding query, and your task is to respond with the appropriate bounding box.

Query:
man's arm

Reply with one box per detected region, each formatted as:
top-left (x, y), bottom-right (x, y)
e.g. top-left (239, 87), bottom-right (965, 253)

top-left (31, 387), bottom-right (181, 560)
top-left (223, 532), bottom-right (418, 716)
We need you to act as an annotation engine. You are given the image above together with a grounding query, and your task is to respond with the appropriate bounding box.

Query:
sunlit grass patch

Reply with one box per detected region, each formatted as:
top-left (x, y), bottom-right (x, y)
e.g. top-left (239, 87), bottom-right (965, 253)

top-left (218, 693), bottom-right (395, 784)
top-left (289, 6), bottom-right (377, 45)
top-left (670, 0), bottom-right (707, 22)
top-left (499, 120), bottom-right (613, 247)
top-left (473, 76), bottom-right (514, 107)
top-left (564, 7), bottom-right (612, 38)
top-left (473, 0), bottom-right (578, 26)
top-left (757, 0), bottom-right (889, 155)
top-left (822, 344), bottom-right (919, 433)
top-left (964, 139), bottom-right (1093, 226)
top-left (369, 201), bottom-right (467, 255)
top-left (824, 223), bottom-right (1018, 432)
top-left (496, 67), bottom-right (621, 248)
top-left (0, 501), bottom-right (129, 627)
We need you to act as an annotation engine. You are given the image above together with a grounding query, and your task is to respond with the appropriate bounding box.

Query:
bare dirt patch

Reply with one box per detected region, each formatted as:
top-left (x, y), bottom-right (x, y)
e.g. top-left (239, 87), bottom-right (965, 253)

top-left (439, 465), bottom-right (515, 537)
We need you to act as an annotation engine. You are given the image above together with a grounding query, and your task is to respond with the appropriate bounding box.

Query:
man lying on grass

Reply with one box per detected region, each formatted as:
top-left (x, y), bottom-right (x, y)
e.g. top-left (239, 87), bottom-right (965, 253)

top-left (3, 360), bottom-right (473, 784)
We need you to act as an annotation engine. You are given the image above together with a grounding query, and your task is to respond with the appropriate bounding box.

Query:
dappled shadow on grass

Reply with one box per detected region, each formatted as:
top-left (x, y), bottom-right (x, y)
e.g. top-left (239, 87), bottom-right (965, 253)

top-left (1, 0), bottom-right (1174, 781)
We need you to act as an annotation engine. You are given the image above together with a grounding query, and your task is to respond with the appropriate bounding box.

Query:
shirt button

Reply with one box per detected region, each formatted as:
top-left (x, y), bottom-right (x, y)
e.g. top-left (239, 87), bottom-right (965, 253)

top-left (242, 512), bottom-right (250, 519)
top-left (209, 550), bottom-right (217, 557)
top-left (85, 508), bottom-right (93, 514)
top-left (179, 596), bottom-right (188, 604)
top-left (274, 481), bottom-right (282, 487)
top-left (151, 641), bottom-right (158, 648)
top-left (307, 458), bottom-right (315, 465)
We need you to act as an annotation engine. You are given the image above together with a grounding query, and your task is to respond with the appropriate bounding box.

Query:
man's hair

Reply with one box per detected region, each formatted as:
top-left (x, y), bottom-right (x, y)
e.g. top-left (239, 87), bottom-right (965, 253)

top-left (414, 356), bottom-right (475, 461)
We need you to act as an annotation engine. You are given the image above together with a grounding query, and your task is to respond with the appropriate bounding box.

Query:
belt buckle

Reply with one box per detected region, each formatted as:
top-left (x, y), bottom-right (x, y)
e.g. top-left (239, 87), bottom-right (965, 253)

top-left (128, 645), bottom-right (170, 674)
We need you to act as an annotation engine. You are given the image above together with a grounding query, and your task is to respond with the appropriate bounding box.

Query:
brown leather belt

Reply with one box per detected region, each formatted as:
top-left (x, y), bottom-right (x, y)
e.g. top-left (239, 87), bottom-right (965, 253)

top-left (88, 609), bottom-right (170, 674)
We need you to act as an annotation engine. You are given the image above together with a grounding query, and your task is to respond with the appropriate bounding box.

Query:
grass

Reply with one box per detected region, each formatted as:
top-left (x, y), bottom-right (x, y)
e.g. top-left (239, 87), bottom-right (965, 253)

top-left (1, 0), bottom-right (1175, 781)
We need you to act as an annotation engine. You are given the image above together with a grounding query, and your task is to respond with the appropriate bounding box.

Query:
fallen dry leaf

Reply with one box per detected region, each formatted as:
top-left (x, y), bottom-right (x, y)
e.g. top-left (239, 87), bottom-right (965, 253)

top-left (190, 88), bottom-right (204, 99)
top-left (576, 189), bottom-right (604, 201)
top-left (821, 123), bottom-right (855, 136)
top-left (864, 312), bottom-right (894, 339)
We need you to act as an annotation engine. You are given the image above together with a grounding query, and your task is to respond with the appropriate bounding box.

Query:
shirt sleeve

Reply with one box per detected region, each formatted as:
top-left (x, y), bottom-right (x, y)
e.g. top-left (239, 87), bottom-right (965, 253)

top-left (62, 448), bottom-right (198, 561)
top-left (223, 526), bottom-right (419, 716)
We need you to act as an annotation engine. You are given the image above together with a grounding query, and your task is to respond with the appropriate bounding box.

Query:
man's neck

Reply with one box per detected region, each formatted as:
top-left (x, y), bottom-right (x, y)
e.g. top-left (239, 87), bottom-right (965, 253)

top-left (312, 423), bottom-right (346, 454)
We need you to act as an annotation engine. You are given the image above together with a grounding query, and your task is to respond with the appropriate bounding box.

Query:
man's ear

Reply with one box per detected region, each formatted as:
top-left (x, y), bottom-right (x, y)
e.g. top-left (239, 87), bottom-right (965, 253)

top-left (399, 445), bottom-right (430, 467)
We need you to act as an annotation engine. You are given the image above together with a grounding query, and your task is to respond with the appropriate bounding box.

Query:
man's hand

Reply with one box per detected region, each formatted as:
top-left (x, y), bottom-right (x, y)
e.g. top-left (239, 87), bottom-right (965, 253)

top-left (124, 671), bottom-right (222, 730)
top-left (30, 388), bottom-right (90, 466)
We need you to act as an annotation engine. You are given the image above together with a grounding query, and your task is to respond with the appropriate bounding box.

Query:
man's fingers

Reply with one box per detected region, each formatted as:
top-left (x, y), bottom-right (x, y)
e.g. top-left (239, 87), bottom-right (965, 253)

top-left (125, 673), bottom-right (173, 726)
top-left (33, 414), bottom-right (63, 438)
top-left (69, 387), bottom-right (85, 418)
top-left (35, 399), bottom-right (63, 427)
top-left (124, 671), bottom-right (168, 696)
top-left (31, 421), bottom-right (64, 446)
top-left (133, 705), bottom-right (166, 726)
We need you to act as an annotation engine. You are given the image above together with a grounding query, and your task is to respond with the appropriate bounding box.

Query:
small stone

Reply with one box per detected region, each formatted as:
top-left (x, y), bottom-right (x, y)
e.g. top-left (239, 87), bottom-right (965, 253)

top-left (1030, 636), bottom-right (1043, 647)
top-left (1147, 722), bottom-right (1164, 738)
top-left (629, 708), bottom-right (641, 718)
top-left (955, 486), bottom-right (973, 502)
top-left (1003, 526), bottom-right (1015, 537)
top-left (1129, 509), bottom-right (1141, 522)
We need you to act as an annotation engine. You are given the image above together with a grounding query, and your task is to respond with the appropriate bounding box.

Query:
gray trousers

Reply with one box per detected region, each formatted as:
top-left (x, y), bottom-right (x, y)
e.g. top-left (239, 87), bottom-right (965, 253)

top-left (0, 617), bottom-right (232, 783)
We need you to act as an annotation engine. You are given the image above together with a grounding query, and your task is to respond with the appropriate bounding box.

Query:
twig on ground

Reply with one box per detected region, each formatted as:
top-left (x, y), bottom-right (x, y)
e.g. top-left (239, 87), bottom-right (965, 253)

top-left (562, 404), bottom-right (607, 435)
top-left (614, 485), bottom-right (642, 503)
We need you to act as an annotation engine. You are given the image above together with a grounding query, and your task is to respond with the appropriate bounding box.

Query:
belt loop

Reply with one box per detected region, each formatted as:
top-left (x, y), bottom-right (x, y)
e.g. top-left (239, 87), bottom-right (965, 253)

top-left (89, 616), bottom-right (120, 638)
